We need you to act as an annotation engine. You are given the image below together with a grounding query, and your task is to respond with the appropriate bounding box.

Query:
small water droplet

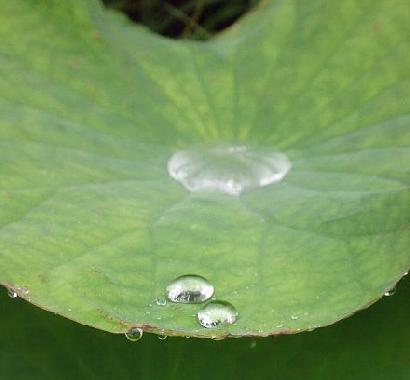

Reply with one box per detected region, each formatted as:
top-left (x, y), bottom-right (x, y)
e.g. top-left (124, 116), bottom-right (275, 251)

top-left (155, 297), bottom-right (167, 306)
top-left (166, 274), bottom-right (214, 304)
top-left (276, 324), bottom-right (284, 328)
top-left (7, 288), bottom-right (17, 298)
top-left (384, 287), bottom-right (396, 297)
top-left (249, 340), bottom-right (257, 349)
top-left (158, 335), bottom-right (168, 340)
top-left (197, 300), bottom-right (238, 328)
top-left (167, 145), bottom-right (291, 196)
top-left (125, 327), bottom-right (143, 342)
top-left (290, 315), bottom-right (299, 320)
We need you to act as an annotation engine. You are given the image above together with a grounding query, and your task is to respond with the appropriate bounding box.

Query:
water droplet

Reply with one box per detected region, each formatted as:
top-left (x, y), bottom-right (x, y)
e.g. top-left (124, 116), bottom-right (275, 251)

top-left (276, 324), bottom-right (284, 328)
top-left (158, 335), bottom-right (167, 340)
top-left (384, 287), bottom-right (396, 297)
top-left (125, 327), bottom-right (143, 342)
top-left (197, 300), bottom-right (238, 328)
top-left (155, 297), bottom-right (167, 306)
top-left (167, 145), bottom-right (291, 196)
top-left (17, 286), bottom-right (29, 296)
top-left (7, 288), bottom-right (17, 298)
top-left (166, 274), bottom-right (214, 304)
top-left (249, 340), bottom-right (257, 349)
top-left (290, 315), bottom-right (299, 320)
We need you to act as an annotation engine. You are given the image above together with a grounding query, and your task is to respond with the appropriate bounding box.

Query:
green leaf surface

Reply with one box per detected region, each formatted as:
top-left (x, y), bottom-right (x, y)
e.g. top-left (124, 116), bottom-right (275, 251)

top-left (0, 0), bottom-right (409, 338)
top-left (1, 278), bottom-right (409, 379)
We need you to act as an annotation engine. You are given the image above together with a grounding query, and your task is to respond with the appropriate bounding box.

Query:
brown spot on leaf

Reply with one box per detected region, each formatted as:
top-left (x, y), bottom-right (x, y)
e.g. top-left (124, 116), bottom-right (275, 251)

top-left (69, 58), bottom-right (80, 68)
top-left (92, 31), bottom-right (101, 40)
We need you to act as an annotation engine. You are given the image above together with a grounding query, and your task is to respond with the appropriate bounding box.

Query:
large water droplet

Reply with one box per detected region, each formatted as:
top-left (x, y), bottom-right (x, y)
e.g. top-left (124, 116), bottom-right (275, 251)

top-left (197, 300), bottom-right (238, 328)
top-left (7, 288), bottom-right (17, 298)
top-left (125, 327), bottom-right (143, 342)
top-left (167, 145), bottom-right (291, 196)
top-left (166, 274), bottom-right (214, 304)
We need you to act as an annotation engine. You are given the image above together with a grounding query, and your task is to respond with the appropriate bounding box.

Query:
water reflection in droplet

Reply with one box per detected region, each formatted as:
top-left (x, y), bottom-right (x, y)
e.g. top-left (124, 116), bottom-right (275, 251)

top-left (197, 300), bottom-right (238, 328)
top-left (166, 274), bottom-right (214, 304)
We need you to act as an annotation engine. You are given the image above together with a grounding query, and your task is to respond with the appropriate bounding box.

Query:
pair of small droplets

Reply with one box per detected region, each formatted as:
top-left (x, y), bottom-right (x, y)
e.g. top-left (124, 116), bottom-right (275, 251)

top-left (162, 274), bottom-right (238, 329)
top-left (125, 274), bottom-right (237, 341)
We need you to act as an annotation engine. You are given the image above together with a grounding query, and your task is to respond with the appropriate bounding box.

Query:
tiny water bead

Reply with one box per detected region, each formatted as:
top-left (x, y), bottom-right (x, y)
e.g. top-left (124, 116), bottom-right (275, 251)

top-left (6, 286), bottom-right (29, 298)
top-left (155, 297), bottom-right (167, 306)
top-left (166, 274), bottom-right (214, 304)
top-left (125, 327), bottom-right (143, 342)
top-left (384, 287), bottom-right (396, 297)
top-left (7, 288), bottom-right (17, 298)
top-left (197, 300), bottom-right (238, 328)
top-left (167, 145), bottom-right (291, 196)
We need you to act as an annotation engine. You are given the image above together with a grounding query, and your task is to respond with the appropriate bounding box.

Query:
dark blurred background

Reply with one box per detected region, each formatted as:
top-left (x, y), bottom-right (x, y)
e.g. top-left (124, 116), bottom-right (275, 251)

top-left (1, 277), bottom-right (409, 379)
top-left (103, 0), bottom-right (260, 39)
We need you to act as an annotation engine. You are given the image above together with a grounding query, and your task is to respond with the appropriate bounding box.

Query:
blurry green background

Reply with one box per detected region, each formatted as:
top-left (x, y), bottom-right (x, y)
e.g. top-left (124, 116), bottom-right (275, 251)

top-left (1, 2), bottom-right (408, 378)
